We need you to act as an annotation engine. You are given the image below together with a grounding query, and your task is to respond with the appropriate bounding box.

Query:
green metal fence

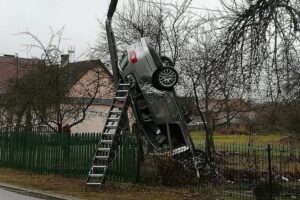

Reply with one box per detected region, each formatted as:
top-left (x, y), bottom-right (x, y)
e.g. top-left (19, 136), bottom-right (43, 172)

top-left (1, 131), bottom-right (299, 198)
top-left (0, 132), bottom-right (137, 182)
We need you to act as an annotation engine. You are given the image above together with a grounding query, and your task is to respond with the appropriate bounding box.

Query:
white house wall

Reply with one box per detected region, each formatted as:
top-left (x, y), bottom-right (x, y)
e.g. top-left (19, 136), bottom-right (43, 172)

top-left (70, 104), bottom-right (110, 133)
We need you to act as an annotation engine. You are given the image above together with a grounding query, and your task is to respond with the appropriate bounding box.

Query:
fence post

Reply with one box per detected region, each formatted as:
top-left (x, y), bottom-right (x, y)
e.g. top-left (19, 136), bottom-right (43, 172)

top-left (267, 144), bottom-right (272, 199)
top-left (133, 123), bottom-right (141, 183)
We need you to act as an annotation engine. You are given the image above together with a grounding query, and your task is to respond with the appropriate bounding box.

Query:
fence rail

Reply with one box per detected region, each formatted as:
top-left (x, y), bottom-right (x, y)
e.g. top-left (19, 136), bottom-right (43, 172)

top-left (0, 126), bottom-right (55, 133)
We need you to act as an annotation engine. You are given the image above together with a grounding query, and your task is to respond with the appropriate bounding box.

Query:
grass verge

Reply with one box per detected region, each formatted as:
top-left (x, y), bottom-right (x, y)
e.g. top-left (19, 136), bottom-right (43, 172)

top-left (0, 167), bottom-right (207, 200)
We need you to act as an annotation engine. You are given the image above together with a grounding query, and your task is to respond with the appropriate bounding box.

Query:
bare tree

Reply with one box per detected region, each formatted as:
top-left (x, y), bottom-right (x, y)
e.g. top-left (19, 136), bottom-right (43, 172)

top-left (91, 0), bottom-right (300, 152)
top-left (212, 0), bottom-right (300, 136)
top-left (215, 0), bottom-right (300, 96)
top-left (3, 29), bottom-right (112, 132)
top-left (180, 22), bottom-right (255, 158)
top-left (93, 0), bottom-right (203, 67)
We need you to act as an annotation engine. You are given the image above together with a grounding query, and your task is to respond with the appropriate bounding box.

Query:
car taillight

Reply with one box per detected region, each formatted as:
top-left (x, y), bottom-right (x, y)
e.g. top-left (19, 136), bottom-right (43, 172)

top-left (128, 50), bottom-right (138, 64)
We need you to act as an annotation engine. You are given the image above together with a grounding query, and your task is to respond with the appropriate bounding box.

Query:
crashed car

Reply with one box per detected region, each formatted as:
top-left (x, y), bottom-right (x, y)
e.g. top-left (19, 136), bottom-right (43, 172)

top-left (119, 37), bottom-right (179, 91)
top-left (118, 37), bottom-right (207, 171)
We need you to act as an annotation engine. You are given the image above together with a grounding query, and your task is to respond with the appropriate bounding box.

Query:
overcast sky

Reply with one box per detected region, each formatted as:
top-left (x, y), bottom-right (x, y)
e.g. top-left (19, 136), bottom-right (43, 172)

top-left (0, 0), bottom-right (221, 59)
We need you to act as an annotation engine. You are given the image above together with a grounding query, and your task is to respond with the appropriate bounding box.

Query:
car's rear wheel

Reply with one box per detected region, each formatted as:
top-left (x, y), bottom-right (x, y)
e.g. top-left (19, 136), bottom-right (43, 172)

top-left (194, 150), bottom-right (208, 170)
top-left (152, 67), bottom-right (178, 91)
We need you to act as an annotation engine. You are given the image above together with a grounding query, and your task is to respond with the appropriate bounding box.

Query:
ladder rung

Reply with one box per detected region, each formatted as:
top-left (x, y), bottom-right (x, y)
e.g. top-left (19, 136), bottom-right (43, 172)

top-left (86, 182), bottom-right (101, 186)
top-left (115, 96), bottom-right (127, 101)
top-left (106, 125), bottom-right (118, 129)
top-left (143, 119), bottom-right (154, 123)
top-left (89, 174), bottom-right (104, 178)
top-left (93, 165), bottom-right (106, 169)
top-left (117, 90), bottom-right (128, 93)
top-left (101, 140), bottom-right (112, 144)
top-left (144, 117), bottom-right (153, 121)
top-left (119, 83), bottom-right (130, 86)
top-left (110, 110), bottom-right (122, 114)
top-left (113, 103), bottom-right (124, 108)
top-left (98, 148), bottom-right (110, 152)
top-left (143, 116), bottom-right (152, 121)
top-left (108, 117), bottom-right (119, 122)
top-left (102, 132), bottom-right (115, 136)
top-left (95, 156), bottom-right (108, 160)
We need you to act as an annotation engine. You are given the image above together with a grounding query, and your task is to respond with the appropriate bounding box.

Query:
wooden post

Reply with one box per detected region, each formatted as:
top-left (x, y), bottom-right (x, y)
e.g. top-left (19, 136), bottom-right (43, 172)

top-left (133, 123), bottom-right (141, 183)
top-left (267, 144), bottom-right (273, 199)
top-left (166, 123), bottom-right (173, 151)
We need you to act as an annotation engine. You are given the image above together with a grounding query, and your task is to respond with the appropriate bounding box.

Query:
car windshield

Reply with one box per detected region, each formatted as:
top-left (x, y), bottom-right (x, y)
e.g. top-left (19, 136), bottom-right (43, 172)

top-left (147, 44), bottom-right (163, 68)
top-left (120, 54), bottom-right (128, 70)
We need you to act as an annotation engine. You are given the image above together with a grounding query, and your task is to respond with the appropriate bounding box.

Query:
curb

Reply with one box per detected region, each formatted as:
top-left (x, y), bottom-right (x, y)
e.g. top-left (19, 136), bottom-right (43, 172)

top-left (0, 182), bottom-right (81, 200)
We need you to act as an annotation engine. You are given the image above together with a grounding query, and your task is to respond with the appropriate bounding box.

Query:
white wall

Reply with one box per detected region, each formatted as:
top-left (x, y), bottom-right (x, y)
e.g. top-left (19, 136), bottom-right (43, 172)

top-left (71, 104), bottom-right (110, 133)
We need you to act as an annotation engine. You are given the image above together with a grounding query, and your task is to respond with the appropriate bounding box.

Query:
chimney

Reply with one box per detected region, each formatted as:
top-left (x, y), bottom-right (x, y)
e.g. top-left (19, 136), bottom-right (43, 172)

top-left (61, 54), bottom-right (69, 66)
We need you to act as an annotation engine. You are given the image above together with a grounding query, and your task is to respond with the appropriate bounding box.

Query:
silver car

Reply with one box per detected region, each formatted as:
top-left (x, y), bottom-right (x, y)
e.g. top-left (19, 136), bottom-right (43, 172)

top-left (119, 37), bottom-right (179, 91)
top-left (119, 37), bottom-right (207, 171)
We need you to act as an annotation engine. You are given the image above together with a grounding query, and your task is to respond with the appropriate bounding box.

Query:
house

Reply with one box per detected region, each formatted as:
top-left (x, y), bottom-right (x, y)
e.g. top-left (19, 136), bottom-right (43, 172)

top-left (195, 98), bottom-right (256, 129)
top-left (0, 55), bottom-right (40, 128)
top-left (173, 96), bottom-right (256, 130)
top-left (66, 57), bottom-right (114, 133)
top-left (0, 54), bottom-right (114, 133)
top-left (0, 55), bottom-right (38, 94)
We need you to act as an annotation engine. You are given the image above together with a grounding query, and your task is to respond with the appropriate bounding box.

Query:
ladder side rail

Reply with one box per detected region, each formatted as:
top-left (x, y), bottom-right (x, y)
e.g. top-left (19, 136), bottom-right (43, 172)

top-left (99, 83), bottom-right (131, 186)
top-left (85, 84), bottom-right (120, 186)
top-left (85, 81), bottom-right (131, 189)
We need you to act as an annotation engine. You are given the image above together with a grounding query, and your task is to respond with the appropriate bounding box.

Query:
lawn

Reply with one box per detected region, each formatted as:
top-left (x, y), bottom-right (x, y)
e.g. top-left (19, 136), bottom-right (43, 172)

top-left (191, 130), bottom-right (285, 145)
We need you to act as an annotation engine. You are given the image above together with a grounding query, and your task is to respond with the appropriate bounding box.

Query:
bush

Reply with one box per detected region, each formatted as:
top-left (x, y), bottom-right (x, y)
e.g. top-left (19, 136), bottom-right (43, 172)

top-left (253, 181), bottom-right (283, 200)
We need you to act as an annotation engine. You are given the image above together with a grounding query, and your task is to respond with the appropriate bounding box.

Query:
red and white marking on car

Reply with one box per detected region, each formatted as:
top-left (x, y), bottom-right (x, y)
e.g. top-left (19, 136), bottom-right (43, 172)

top-left (128, 50), bottom-right (138, 64)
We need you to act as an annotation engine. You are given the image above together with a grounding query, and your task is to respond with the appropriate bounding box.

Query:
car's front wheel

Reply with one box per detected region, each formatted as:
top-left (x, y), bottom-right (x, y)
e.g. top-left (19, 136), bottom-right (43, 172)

top-left (152, 67), bottom-right (179, 91)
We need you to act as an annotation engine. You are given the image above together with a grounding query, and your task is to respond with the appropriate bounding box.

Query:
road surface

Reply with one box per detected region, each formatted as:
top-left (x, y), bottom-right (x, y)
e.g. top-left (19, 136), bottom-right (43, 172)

top-left (0, 187), bottom-right (45, 200)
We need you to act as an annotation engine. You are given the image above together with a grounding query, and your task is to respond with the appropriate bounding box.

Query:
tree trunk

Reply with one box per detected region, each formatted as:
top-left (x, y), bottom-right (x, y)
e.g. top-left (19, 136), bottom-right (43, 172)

top-left (205, 125), bottom-right (215, 160)
top-left (15, 104), bottom-right (28, 132)
top-left (25, 106), bottom-right (32, 132)
top-left (57, 123), bottom-right (62, 133)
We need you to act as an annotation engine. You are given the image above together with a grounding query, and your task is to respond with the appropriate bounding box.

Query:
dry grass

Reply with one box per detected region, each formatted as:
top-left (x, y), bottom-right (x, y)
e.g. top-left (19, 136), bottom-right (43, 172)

top-left (0, 167), bottom-right (207, 200)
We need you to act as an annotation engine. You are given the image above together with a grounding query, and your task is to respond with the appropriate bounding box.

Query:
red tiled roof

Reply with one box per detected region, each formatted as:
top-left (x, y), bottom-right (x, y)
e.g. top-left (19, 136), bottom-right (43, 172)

top-left (198, 98), bottom-right (253, 112)
top-left (0, 55), bottom-right (38, 91)
top-left (0, 55), bottom-right (112, 94)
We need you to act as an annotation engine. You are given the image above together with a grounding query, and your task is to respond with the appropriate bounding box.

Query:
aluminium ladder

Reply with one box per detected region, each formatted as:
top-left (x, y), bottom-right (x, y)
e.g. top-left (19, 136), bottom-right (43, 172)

top-left (85, 81), bottom-right (131, 190)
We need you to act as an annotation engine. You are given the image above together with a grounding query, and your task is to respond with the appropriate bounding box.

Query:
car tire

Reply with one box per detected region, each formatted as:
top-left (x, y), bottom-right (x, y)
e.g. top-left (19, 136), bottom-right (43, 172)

top-left (152, 67), bottom-right (179, 91)
top-left (194, 149), bottom-right (208, 170)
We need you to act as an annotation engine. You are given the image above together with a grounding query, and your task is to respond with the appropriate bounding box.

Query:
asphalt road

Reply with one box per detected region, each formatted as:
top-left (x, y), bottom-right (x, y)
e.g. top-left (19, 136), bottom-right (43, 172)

top-left (0, 187), bottom-right (45, 200)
